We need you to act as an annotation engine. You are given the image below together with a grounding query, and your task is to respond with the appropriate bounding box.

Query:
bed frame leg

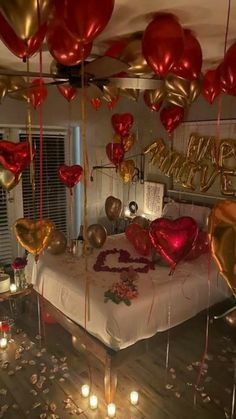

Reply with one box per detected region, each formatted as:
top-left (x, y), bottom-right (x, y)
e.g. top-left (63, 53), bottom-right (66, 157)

top-left (104, 355), bottom-right (117, 404)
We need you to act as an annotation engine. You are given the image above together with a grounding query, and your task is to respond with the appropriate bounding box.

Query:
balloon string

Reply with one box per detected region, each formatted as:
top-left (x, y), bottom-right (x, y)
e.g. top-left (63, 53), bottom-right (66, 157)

top-left (224, 0), bottom-right (231, 55)
top-left (37, 0), bottom-right (43, 222)
top-left (68, 101), bottom-right (72, 166)
top-left (26, 58), bottom-right (35, 196)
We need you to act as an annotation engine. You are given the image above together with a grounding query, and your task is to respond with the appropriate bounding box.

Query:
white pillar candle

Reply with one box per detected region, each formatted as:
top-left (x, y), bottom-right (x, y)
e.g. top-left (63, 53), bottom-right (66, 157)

top-left (107, 403), bottom-right (116, 418)
top-left (81, 384), bottom-right (90, 398)
top-left (89, 394), bottom-right (98, 410)
top-left (10, 283), bottom-right (17, 293)
top-left (130, 391), bottom-right (139, 405)
top-left (0, 337), bottom-right (7, 349)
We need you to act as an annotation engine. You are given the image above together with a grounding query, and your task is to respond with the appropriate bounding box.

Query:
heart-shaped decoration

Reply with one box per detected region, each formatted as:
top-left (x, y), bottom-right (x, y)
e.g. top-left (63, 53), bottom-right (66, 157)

top-left (208, 200), bottom-right (236, 297)
top-left (143, 89), bottom-right (164, 112)
top-left (105, 195), bottom-right (122, 221)
top-left (160, 106), bottom-right (185, 134)
top-left (14, 218), bottom-right (55, 257)
top-left (0, 165), bottom-right (21, 191)
top-left (119, 159), bottom-right (135, 183)
top-left (149, 216), bottom-right (198, 271)
top-left (106, 143), bottom-right (125, 166)
top-left (90, 97), bottom-right (102, 110)
top-left (57, 84), bottom-right (78, 102)
top-left (29, 78), bottom-right (48, 109)
top-left (58, 164), bottom-right (83, 189)
top-left (0, 140), bottom-right (35, 175)
top-left (93, 248), bottom-right (155, 273)
top-left (121, 132), bottom-right (135, 152)
top-left (111, 113), bottom-right (134, 137)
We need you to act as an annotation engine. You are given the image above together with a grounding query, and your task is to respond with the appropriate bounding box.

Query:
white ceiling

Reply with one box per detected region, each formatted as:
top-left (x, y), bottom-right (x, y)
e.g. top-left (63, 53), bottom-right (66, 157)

top-left (0, 0), bottom-right (235, 74)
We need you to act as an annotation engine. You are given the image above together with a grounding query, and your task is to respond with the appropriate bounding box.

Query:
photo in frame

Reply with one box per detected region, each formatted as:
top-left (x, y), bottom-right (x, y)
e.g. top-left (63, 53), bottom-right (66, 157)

top-left (143, 181), bottom-right (164, 219)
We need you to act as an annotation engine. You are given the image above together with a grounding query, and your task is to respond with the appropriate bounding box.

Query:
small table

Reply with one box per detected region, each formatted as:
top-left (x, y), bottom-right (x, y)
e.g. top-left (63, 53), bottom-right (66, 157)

top-left (0, 285), bottom-right (33, 318)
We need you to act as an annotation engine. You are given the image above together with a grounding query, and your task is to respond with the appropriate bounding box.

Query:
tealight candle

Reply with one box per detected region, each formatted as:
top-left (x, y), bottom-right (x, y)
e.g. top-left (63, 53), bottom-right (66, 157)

top-left (0, 337), bottom-right (7, 349)
top-left (130, 391), bottom-right (139, 405)
top-left (89, 394), bottom-right (98, 410)
top-left (81, 384), bottom-right (90, 398)
top-left (10, 283), bottom-right (17, 293)
top-left (107, 403), bottom-right (116, 418)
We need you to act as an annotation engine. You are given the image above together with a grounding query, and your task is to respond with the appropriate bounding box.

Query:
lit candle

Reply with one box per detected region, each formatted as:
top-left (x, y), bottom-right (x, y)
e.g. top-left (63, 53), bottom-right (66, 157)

top-left (89, 394), bottom-right (98, 410)
top-left (107, 403), bottom-right (116, 418)
top-left (81, 384), bottom-right (90, 398)
top-left (0, 337), bottom-right (7, 349)
top-left (130, 391), bottom-right (139, 405)
top-left (10, 283), bottom-right (17, 293)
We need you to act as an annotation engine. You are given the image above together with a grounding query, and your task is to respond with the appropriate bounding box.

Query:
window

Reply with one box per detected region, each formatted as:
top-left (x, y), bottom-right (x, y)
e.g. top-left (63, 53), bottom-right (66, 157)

top-left (20, 132), bottom-right (68, 233)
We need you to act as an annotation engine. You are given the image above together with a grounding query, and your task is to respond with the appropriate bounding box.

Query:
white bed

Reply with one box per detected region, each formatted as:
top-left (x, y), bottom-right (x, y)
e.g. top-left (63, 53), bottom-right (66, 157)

top-left (26, 233), bottom-right (230, 351)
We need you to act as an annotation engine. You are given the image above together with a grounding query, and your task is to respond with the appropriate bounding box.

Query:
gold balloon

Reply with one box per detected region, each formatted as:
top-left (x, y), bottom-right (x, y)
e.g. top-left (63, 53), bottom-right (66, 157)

top-left (120, 38), bottom-right (152, 76)
top-left (105, 196), bottom-right (122, 221)
top-left (8, 76), bottom-right (28, 101)
top-left (188, 79), bottom-right (201, 104)
top-left (0, 0), bottom-right (52, 40)
top-left (165, 74), bottom-right (190, 98)
top-left (122, 133), bottom-right (135, 152)
top-left (14, 218), bottom-right (55, 257)
top-left (144, 87), bottom-right (165, 107)
top-left (165, 92), bottom-right (188, 108)
top-left (0, 165), bottom-right (21, 191)
top-left (119, 88), bottom-right (139, 101)
top-left (113, 133), bottom-right (122, 143)
top-left (0, 76), bottom-right (8, 103)
top-left (119, 160), bottom-right (135, 183)
top-left (102, 85), bottom-right (119, 102)
top-left (225, 310), bottom-right (236, 328)
top-left (46, 230), bottom-right (67, 255)
top-left (132, 216), bottom-right (149, 230)
top-left (208, 200), bottom-right (236, 297)
top-left (87, 224), bottom-right (107, 248)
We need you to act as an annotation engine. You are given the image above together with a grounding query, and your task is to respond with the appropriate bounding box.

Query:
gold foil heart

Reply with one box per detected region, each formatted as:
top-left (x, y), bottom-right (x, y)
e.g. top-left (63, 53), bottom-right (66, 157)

top-left (14, 218), bottom-right (55, 257)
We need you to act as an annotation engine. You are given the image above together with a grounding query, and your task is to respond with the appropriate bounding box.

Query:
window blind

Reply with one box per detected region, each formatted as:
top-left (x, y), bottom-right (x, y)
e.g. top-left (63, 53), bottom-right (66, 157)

top-left (20, 132), bottom-right (67, 233)
top-left (0, 135), bottom-right (13, 265)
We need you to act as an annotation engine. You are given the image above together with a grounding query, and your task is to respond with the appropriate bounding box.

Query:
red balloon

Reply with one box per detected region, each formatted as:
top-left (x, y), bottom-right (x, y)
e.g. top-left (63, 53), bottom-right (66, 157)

top-left (105, 39), bottom-right (127, 58)
top-left (185, 230), bottom-right (209, 261)
top-left (107, 96), bottom-right (120, 110)
top-left (111, 113), bottom-right (134, 137)
top-left (54, 0), bottom-right (114, 43)
top-left (0, 12), bottom-right (47, 59)
top-left (143, 90), bottom-right (162, 112)
top-left (90, 97), bottom-right (102, 110)
top-left (29, 79), bottom-right (48, 109)
top-left (172, 29), bottom-right (202, 80)
top-left (106, 143), bottom-right (125, 166)
top-left (125, 223), bottom-right (143, 242)
top-left (47, 20), bottom-right (92, 66)
top-left (202, 69), bottom-right (221, 104)
top-left (133, 229), bottom-right (152, 256)
top-left (58, 164), bottom-right (83, 189)
top-left (42, 311), bottom-right (56, 325)
top-left (142, 13), bottom-right (184, 77)
top-left (160, 106), bottom-right (184, 134)
top-left (0, 140), bottom-right (35, 175)
top-left (149, 217), bottom-right (199, 271)
top-left (219, 49), bottom-right (236, 93)
top-left (57, 84), bottom-right (78, 102)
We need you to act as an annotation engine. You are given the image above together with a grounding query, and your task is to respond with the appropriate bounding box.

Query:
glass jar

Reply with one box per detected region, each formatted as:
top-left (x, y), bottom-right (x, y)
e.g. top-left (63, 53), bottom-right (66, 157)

top-left (14, 268), bottom-right (27, 289)
top-left (0, 316), bottom-right (14, 340)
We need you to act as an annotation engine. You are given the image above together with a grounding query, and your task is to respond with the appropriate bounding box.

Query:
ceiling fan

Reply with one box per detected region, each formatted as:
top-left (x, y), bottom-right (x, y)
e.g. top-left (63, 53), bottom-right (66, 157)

top-left (0, 55), bottom-right (163, 98)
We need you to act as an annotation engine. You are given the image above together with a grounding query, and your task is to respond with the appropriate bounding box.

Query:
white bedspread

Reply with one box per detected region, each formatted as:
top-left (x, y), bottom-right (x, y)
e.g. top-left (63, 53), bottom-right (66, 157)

top-left (26, 234), bottom-right (230, 350)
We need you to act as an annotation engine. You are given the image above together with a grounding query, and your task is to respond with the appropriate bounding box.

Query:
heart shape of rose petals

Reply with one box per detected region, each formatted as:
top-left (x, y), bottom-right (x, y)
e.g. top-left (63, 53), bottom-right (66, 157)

top-left (111, 113), bottom-right (134, 137)
top-left (93, 248), bottom-right (154, 273)
top-left (0, 140), bottom-right (35, 175)
top-left (58, 164), bottom-right (83, 189)
top-left (14, 218), bottom-right (55, 257)
top-left (149, 216), bottom-right (198, 271)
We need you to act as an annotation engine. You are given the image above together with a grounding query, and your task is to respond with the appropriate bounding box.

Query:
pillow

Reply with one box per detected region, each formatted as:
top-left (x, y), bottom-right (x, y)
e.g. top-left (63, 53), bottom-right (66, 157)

top-left (162, 201), bottom-right (210, 230)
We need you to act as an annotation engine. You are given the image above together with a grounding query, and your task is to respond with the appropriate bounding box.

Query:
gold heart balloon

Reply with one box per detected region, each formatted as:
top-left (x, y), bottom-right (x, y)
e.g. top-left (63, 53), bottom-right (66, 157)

top-left (122, 132), bottom-right (135, 152)
top-left (120, 38), bottom-right (152, 76)
top-left (165, 92), bottom-right (188, 108)
top-left (102, 85), bottom-right (119, 102)
top-left (87, 224), bottom-right (107, 248)
top-left (7, 76), bottom-right (28, 101)
top-left (208, 200), bottom-right (236, 297)
top-left (0, 165), bottom-right (21, 191)
top-left (144, 87), bottom-right (166, 108)
top-left (14, 218), bottom-right (55, 257)
top-left (0, 76), bottom-right (8, 103)
top-left (119, 88), bottom-right (139, 102)
top-left (188, 79), bottom-right (201, 105)
top-left (105, 196), bottom-right (122, 221)
top-left (0, 0), bottom-right (52, 40)
top-left (119, 160), bottom-right (135, 183)
top-left (165, 73), bottom-right (190, 98)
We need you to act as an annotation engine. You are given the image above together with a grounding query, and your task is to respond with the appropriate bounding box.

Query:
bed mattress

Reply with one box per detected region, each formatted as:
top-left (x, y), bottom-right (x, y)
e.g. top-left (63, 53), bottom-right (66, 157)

top-left (26, 234), bottom-right (230, 350)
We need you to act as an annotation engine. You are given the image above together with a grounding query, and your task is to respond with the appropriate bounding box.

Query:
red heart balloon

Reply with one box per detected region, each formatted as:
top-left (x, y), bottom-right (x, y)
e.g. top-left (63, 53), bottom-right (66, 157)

top-left (29, 78), bottom-right (48, 109)
top-left (0, 140), bottom-right (35, 175)
top-left (90, 97), bottom-right (102, 110)
top-left (202, 69), bottom-right (221, 104)
top-left (172, 29), bottom-right (202, 81)
top-left (185, 230), bottom-right (209, 261)
top-left (133, 229), bottom-right (152, 256)
top-left (57, 85), bottom-right (78, 102)
top-left (149, 217), bottom-right (199, 271)
top-left (58, 164), bottom-right (83, 189)
top-left (107, 96), bottom-right (120, 110)
top-left (125, 223), bottom-right (143, 242)
top-left (111, 113), bottom-right (134, 137)
top-left (143, 90), bottom-right (162, 112)
top-left (106, 143), bottom-right (125, 166)
top-left (160, 106), bottom-right (184, 134)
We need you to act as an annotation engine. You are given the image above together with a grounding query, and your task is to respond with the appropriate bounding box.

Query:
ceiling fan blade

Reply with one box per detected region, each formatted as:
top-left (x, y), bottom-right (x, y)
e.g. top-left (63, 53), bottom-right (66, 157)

top-left (0, 67), bottom-right (67, 80)
top-left (85, 56), bottom-right (129, 78)
top-left (109, 77), bottom-right (163, 90)
top-left (85, 84), bottom-right (103, 99)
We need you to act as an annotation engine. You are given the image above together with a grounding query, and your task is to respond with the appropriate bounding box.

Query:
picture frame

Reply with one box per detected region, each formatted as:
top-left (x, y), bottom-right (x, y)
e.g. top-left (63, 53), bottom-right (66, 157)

top-left (143, 181), bottom-right (164, 218)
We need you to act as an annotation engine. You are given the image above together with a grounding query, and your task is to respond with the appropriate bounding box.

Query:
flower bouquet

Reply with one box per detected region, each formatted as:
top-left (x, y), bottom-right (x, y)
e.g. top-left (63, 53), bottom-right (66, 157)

top-left (104, 267), bottom-right (139, 306)
top-left (11, 257), bottom-right (27, 289)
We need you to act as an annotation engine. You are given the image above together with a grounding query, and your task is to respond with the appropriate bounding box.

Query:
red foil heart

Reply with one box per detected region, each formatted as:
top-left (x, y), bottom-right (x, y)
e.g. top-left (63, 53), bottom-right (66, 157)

top-left (160, 106), bottom-right (184, 134)
top-left (90, 97), bottom-right (102, 110)
top-left (30, 78), bottom-right (48, 109)
top-left (0, 140), bottom-right (35, 175)
top-left (106, 143), bottom-right (125, 166)
top-left (185, 230), bottom-right (209, 261)
top-left (57, 85), bottom-right (78, 102)
top-left (111, 113), bottom-right (134, 137)
top-left (58, 164), bottom-right (83, 189)
top-left (149, 216), bottom-right (198, 272)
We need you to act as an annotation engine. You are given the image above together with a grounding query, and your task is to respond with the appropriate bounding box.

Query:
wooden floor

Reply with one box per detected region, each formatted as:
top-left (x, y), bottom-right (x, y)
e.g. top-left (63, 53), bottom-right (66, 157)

top-left (0, 298), bottom-right (235, 419)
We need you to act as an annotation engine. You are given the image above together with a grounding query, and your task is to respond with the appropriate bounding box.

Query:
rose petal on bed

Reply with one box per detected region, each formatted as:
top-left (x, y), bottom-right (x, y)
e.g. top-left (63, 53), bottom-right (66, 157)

top-left (175, 392), bottom-right (181, 398)
top-left (29, 360), bottom-right (36, 366)
top-left (30, 389), bottom-right (38, 396)
top-left (59, 378), bottom-right (65, 383)
top-left (15, 365), bottom-right (22, 371)
top-left (43, 388), bottom-right (49, 394)
top-left (41, 366), bottom-right (47, 374)
top-left (165, 384), bottom-right (174, 390)
top-left (30, 374), bottom-right (38, 385)
top-left (49, 402), bottom-right (57, 412)
top-left (49, 375), bottom-right (55, 380)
